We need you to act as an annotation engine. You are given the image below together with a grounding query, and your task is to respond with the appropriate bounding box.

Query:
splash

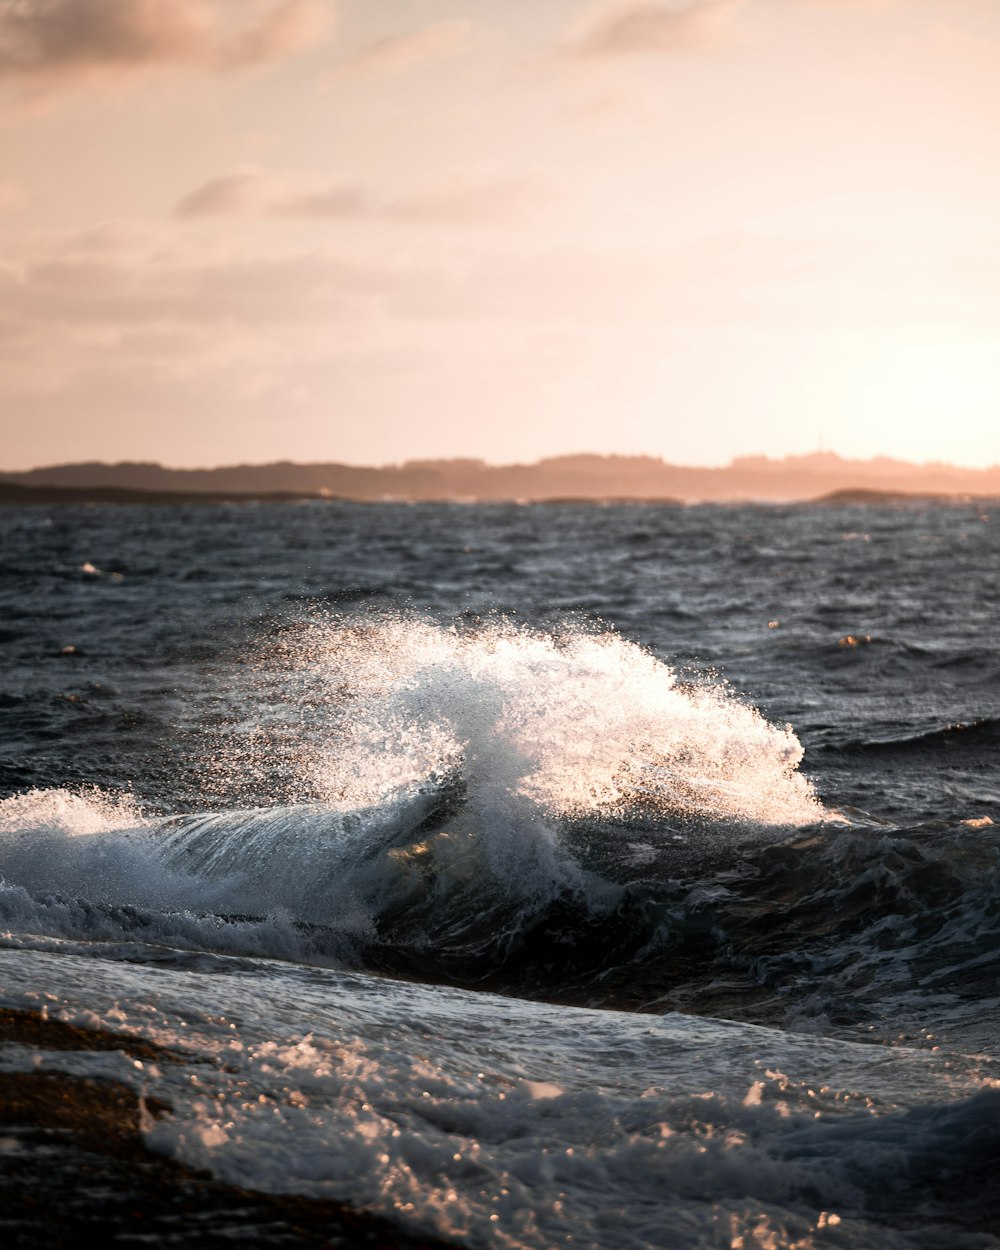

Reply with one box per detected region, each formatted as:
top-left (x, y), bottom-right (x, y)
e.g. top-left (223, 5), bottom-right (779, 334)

top-left (226, 613), bottom-right (825, 830)
top-left (0, 786), bottom-right (146, 838)
top-left (0, 617), bottom-right (824, 971)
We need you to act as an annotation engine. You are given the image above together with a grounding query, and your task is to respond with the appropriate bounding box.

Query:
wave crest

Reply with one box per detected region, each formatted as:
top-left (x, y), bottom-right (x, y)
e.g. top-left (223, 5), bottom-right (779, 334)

top-left (224, 613), bottom-right (825, 830)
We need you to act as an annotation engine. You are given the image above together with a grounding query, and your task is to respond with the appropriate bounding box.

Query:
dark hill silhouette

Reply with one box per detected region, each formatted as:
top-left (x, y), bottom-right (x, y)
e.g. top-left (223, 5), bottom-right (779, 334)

top-left (0, 482), bottom-right (331, 506)
top-left (2, 452), bottom-right (999, 502)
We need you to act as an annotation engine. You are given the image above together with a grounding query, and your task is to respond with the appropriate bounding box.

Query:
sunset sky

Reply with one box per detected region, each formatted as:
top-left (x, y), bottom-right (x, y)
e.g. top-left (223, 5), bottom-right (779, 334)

top-left (2, 0), bottom-right (1000, 470)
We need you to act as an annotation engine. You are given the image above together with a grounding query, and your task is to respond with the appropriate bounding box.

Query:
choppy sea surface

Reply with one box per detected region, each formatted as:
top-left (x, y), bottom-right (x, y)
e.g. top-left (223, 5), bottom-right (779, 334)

top-left (1, 500), bottom-right (999, 1249)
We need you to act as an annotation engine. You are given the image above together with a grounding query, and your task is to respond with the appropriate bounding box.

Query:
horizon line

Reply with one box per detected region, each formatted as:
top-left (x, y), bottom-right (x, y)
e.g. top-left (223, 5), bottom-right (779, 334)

top-left (5, 449), bottom-right (1000, 475)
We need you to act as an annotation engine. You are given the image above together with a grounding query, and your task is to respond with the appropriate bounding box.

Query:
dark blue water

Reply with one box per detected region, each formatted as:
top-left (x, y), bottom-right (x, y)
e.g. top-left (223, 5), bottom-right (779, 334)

top-left (1, 501), bottom-right (998, 1249)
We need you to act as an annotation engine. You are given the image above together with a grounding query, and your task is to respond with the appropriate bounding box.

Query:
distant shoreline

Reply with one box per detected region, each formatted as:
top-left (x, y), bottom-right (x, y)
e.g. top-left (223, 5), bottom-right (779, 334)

top-left (0, 481), bottom-right (993, 507)
top-left (3, 453), bottom-right (1000, 505)
top-left (0, 482), bottom-right (342, 506)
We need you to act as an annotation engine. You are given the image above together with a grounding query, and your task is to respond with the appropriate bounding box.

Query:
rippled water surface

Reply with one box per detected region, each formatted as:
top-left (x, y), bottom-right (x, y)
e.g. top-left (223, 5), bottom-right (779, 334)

top-left (1, 501), bottom-right (998, 1249)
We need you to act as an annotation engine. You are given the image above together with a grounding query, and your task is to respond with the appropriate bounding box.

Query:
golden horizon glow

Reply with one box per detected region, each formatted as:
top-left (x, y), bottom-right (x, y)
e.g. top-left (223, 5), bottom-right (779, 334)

top-left (1, 0), bottom-right (1000, 471)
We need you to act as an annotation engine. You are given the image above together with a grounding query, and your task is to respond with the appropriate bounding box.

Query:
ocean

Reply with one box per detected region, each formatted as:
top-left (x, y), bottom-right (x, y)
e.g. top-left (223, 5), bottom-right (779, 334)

top-left (1, 499), bottom-right (998, 1248)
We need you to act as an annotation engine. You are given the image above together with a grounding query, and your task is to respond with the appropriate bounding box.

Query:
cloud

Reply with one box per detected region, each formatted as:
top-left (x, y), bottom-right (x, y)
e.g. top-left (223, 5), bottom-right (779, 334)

top-left (0, 222), bottom-right (415, 468)
top-left (173, 169), bottom-right (542, 226)
top-left (8, 223), bottom-right (996, 363)
top-left (563, 0), bottom-right (746, 57)
top-left (173, 172), bottom-right (268, 218)
top-left (173, 170), bottom-right (369, 218)
top-left (328, 18), bottom-right (476, 82)
top-left (0, 223), bottom-right (389, 408)
top-left (0, 0), bottom-right (334, 83)
top-left (3, 220), bottom-right (999, 472)
top-left (216, 0), bottom-right (332, 70)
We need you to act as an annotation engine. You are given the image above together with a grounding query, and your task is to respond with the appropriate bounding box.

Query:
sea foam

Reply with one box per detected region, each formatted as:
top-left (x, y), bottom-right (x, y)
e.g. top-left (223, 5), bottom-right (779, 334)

top-left (221, 612), bottom-right (825, 829)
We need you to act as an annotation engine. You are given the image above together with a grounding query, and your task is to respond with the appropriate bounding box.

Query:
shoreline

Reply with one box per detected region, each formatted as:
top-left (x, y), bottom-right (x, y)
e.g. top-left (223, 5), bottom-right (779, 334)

top-left (0, 482), bottom-right (991, 507)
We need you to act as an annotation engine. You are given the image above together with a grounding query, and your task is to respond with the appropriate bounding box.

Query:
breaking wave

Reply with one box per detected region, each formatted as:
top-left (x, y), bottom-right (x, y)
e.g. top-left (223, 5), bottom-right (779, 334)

top-left (0, 615), bottom-right (828, 992)
top-left (213, 612), bottom-right (825, 827)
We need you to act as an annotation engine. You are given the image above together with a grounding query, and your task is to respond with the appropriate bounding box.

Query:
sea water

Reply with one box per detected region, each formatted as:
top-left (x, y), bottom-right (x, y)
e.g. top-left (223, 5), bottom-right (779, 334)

top-left (1, 501), bottom-right (998, 1247)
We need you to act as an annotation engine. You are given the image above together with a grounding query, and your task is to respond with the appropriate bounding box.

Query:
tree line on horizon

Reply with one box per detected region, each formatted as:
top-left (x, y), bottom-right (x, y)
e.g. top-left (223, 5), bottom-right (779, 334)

top-left (2, 452), bottom-right (999, 503)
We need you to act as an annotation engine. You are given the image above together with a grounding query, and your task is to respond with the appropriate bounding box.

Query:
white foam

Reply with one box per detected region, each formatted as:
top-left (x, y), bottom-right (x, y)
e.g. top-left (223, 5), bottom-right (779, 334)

top-left (0, 948), bottom-right (993, 1250)
top-left (239, 613), bottom-right (826, 828)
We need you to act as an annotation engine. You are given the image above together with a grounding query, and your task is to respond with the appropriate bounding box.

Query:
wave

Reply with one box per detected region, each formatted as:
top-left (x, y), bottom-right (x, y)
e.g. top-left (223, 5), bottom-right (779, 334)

top-left (208, 612), bottom-right (825, 824)
top-left (3, 781), bottom-right (999, 1051)
top-left (5, 616), bottom-right (998, 1042)
top-left (820, 716), bottom-right (1000, 757)
top-left (3, 935), bottom-right (997, 1250)
top-left (0, 613), bottom-right (826, 1006)
top-left (40, 617), bottom-right (1000, 1035)
top-left (0, 780), bottom-right (794, 981)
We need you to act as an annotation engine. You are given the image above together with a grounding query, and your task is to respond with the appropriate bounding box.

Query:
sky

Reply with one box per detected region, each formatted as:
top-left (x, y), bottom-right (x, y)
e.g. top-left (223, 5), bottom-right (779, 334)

top-left (1, 0), bottom-right (1000, 470)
